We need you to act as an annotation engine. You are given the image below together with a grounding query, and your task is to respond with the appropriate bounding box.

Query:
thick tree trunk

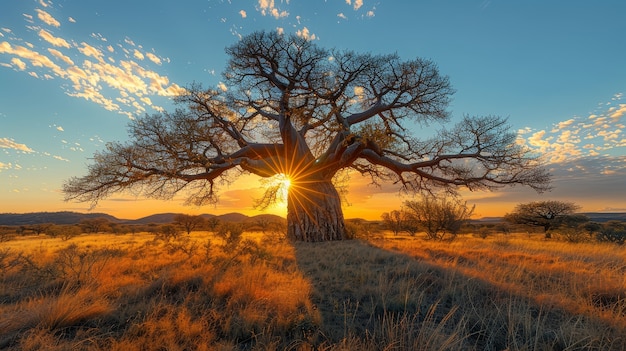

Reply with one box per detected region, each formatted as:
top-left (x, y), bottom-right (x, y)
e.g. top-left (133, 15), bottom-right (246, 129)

top-left (286, 178), bottom-right (346, 242)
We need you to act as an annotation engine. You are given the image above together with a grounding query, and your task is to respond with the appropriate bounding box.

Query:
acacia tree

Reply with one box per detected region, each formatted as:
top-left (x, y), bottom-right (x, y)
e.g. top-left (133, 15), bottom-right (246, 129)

top-left (63, 31), bottom-right (550, 242)
top-left (173, 214), bottom-right (206, 235)
top-left (504, 201), bottom-right (581, 238)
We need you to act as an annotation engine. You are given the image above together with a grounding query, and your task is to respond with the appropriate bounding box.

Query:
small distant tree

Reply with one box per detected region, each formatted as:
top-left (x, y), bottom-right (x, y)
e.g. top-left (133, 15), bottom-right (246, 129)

top-left (504, 201), bottom-right (581, 239)
top-left (46, 224), bottom-right (82, 241)
top-left (206, 217), bottom-right (221, 232)
top-left (173, 214), bottom-right (206, 235)
top-left (157, 224), bottom-right (182, 241)
top-left (404, 194), bottom-right (474, 240)
top-left (30, 223), bottom-right (53, 235)
top-left (80, 217), bottom-right (111, 233)
top-left (381, 210), bottom-right (405, 236)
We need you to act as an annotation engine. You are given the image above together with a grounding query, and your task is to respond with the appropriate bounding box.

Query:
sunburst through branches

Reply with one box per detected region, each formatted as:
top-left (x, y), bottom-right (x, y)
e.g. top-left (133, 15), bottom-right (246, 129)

top-left (254, 173), bottom-right (292, 211)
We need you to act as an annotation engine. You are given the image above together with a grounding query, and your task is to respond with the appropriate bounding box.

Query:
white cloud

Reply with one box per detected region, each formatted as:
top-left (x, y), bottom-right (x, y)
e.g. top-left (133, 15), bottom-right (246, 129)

top-left (146, 52), bottom-right (162, 65)
top-left (38, 29), bottom-right (71, 48)
top-left (353, 0), bottom-right (364, 10)
top-left (276, 27), bottom-right (284, 35)
top-left (53, 155), bottom-right (69, 162)
top-left (296, 27), bottom-right (317, 41)
top-left (10, 57), bottom-right (27, 70)
top-left (337, 13), bottom-right (347, 20)
top-left (35, 8), bottom-right (60, 27)
top-left (56, 125), bottom-right (64, 132)
top-left (48, 48), bottom-right (74, 65)
top-left (522, 92), bottom-right (626, 162)
top-left (217, 81), bottom-right (227, 92)
top-left (68, 17), bottom-right (76, 23)
top-left (133, 49), bottom-right (144, 60)
top-left (0, 137), bottom-right (34, 152)
top-left (610, 104), bottom-right (626, 118)
top-left (77, 42), bottom-right (104, 62)
top-left (0, 41), bottom-right (61, 72)
top-left (258, 0), bottom-right (288, 19)
top-left (239, 10), bottom-right (247, 18)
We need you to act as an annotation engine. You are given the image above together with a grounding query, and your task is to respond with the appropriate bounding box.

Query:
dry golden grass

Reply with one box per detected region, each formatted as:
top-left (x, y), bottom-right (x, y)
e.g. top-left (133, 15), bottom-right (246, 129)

top-left (374, 233), bottom-right (626, 328)
top-left (1, 230), bottom-right (625, 350)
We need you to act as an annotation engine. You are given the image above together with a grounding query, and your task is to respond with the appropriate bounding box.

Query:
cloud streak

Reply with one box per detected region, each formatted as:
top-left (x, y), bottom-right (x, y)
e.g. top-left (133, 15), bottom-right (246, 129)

top-left (0, 137), bottom-right (34, 153)
top-left (0, 4), bottom-right (184, 120)
top-left (519, 92), bottom-right (626, 164)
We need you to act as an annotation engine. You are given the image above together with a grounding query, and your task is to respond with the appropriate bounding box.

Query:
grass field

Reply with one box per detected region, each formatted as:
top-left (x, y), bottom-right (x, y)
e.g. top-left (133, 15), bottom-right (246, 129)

top-left (1, 230), bottom-right (625, 350)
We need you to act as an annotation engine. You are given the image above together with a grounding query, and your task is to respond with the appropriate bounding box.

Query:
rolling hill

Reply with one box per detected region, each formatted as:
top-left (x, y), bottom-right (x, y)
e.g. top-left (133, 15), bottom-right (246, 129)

top-left (0, 211), bottom-right (284, 226)
top-left (0, 211), bottom-right (623, 226)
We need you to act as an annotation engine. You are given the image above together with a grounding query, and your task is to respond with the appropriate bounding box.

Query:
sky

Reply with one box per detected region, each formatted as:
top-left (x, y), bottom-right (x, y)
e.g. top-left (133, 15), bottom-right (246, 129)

top-left (1, 0), bottom-right (625, 220)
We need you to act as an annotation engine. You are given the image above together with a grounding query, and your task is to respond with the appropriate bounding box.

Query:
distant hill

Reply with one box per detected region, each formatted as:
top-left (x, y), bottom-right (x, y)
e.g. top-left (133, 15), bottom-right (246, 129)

top-left (1, 211), bottom-right (622, 226)
top-left (0, 211), bottom-right (121, 226)
top-left (0, 211), bottom-right (285, 226)
top-left (216, 212), bottom-right (250, 223)
top-left (121, 212), bottom-right (284, 225)
top-left (582, 212), bottom-right (626, 223)
top-left (127, 213), bottom-right (180, 225)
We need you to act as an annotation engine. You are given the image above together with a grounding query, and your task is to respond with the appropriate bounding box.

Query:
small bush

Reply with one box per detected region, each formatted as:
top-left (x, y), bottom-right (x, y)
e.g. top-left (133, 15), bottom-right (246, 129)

top-left (216, 223), bottom-right (244, 249)
top-left (46, 225), bottom-right (82, 241)
top-left (596, 227), bottom-right (626, 245)
top-left (556, 226), bottom-right (590, 243)
top-left (154, 224), bottom-right (182, 241)
top-left (53, 244), bottom-right (114, 285)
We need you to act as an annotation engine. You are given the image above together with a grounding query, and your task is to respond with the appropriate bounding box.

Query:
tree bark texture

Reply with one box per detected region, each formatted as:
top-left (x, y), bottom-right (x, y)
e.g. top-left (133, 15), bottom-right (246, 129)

top-left (287, 179), bottom-right (346, 242)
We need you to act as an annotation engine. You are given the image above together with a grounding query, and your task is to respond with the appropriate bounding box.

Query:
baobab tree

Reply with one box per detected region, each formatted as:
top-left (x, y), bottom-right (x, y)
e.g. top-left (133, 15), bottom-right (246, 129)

top-left (63, 31), bottom-right (550, 242)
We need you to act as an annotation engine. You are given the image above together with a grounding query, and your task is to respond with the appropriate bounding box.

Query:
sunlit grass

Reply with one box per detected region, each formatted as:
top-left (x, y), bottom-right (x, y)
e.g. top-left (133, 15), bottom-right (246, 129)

top-left (1, 230), bottom-right (625, 350)
top-left (373, 233), bottom-right (626, 330)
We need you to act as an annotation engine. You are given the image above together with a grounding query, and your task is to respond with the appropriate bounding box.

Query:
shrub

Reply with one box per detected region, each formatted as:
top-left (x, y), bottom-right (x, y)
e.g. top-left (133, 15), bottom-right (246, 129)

top-left (46, 225), bottom-right (82, 241)
top-left (556, 226), bottom-right (590, 243)
top-left (404, 195), bottom-right (474, 241)
top-left (154, 224), bottom-right (182, 241)
top-left (0, 227), bottom-right (16, 242)
top-left (596, 227), bottom-right (626, 245)
top-left (216, 223), bottom-right (244, 249)
top-left (53, 244), bottom-right (113, 285)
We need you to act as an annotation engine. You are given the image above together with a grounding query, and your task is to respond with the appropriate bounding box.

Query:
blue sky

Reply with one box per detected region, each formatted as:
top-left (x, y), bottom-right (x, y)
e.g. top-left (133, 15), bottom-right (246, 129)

top-left (1, 0), bottom-right (625, 219)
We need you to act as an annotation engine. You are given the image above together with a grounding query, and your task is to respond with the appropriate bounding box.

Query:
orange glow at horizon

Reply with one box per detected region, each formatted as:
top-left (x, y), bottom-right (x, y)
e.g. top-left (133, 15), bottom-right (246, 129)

top-left (4, 171), bottom-right (614, 221)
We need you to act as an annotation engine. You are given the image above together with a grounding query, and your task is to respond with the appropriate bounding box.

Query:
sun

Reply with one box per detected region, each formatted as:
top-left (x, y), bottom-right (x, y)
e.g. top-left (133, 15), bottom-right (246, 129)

top-left (280, 174), bottom-right (291, 190)
top-left (255, 173), bottom-right (292, 213)
top-left (272, 173), bottom-right (291, 195)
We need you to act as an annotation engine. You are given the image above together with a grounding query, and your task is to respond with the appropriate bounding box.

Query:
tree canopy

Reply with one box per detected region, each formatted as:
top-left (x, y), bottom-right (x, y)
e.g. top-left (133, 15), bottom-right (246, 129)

top-left (504, 201), bottom-right (583, 238)
top-left (64, 31), bottom-right (551, 241)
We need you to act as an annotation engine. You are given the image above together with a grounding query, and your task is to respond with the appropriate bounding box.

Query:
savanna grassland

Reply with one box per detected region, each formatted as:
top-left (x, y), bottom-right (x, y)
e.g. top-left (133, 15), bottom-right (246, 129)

top-left (1, 229), bottom-right (625, 350)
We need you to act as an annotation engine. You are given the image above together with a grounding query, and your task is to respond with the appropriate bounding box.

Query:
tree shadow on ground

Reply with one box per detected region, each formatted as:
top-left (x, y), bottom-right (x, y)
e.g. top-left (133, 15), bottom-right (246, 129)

top-left (293, 239), bottom-right (626, 351)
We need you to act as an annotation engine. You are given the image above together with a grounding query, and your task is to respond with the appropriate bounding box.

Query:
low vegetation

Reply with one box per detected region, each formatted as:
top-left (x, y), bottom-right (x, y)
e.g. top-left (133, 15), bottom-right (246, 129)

top-left (1, 226), bottom-right (625, 350)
